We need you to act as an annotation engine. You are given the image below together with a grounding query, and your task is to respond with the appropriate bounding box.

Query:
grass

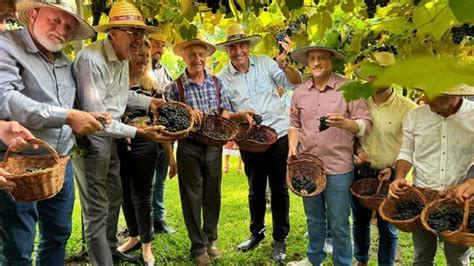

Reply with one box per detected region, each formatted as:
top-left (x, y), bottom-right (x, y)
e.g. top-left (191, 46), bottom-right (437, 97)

top-left (65, 156), bottom-right (466, 265)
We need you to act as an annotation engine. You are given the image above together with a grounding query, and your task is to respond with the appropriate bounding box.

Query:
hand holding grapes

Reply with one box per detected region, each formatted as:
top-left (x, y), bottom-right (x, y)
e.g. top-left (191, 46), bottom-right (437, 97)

top-left (325, 113), bottom-right (356, 132)
top-left (276, 35), bottom-right (292, 66)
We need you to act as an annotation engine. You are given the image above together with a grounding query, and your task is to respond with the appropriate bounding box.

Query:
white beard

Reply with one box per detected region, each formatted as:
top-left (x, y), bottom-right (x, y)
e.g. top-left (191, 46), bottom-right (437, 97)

top-left (33, 26), bottom-right (67, 52)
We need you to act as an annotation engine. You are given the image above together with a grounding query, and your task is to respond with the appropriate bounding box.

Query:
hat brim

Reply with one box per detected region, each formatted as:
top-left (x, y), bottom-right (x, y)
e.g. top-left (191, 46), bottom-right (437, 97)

top-left (290, 46), bottom-right (345, 66)
top-left (16, 2), bottom-right (95, 40)
top-left (215, 35), bottom-right (262, 51)
top-left (442, 84), bottom-right (474, 96)
top-left (93, 23), bottom-right (158, 34)
top-left (173, 40), bottom-right (216, 57)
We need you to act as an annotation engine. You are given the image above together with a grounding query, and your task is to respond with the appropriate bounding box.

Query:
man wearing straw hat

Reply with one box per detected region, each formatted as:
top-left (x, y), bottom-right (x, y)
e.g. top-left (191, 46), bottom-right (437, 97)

top-left (215, 23), bottom-right (302, 262)
top-left (73, 1), bottom-right (176, 265)
top-left (287, 45), bottom-right (371, 266)
top-left (164, 38), bottom-right (234, 265)
top-left (0, 0), bottom-right (111, 264)
top-left (389, 84), bottom-right (474, 265)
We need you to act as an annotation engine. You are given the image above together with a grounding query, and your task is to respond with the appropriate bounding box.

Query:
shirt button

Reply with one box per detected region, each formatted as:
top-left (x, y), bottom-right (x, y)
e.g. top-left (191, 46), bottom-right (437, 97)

top-left (442, 136), bottom-right (445, 138)
top-left (442, 152), bottom-right (445, 155)
top-left (441, 169), bottom-right (444, 171)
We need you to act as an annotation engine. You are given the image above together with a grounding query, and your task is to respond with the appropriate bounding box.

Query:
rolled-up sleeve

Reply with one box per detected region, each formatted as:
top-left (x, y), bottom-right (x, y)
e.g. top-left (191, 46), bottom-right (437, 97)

top-left (348, 99), bottom-right (372, 137)
top-left (397, 113), bottom-right (415, 164)
top-left (127, 90), bottom-right (152, 110)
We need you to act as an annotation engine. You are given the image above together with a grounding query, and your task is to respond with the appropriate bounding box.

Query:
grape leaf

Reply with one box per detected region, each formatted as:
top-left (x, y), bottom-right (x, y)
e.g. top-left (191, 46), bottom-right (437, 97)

top-left (449, 0), bottom-right (474, 22)
top-left (180, 0), bottom-right (197, 22)
top-left (286, 0), bottom-right (304, 11)
top-left (413, 0), bottom-right (456, 40)
top-left (338, 81), bottom-right (378, 102)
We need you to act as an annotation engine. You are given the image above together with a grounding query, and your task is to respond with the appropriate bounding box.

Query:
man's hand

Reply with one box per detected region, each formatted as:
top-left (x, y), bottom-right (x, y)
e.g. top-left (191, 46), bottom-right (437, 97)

top-left (440, 179), bottom-right (474, 203)
top-left (287, 145), bottom-right (297, 161)
top-left (355, 148), bottom-right (369, 165)
top-left (0, 168), bottom-right (15, 191)
top-left (90, 112), bottom-right (113, 127)
top-left (191, 109), bottom-right (203, 126)
top-left (0, 121), bottom-right (37, 152)
top-left (137, 125), bottom-right (179, 142)
top-left (326, 113), bottom-right (356, 130)
top-left (276, 35), bottom-right (292, 64)
top-left (168, 157), bottom-right (177, 179)
top-left (149, 98), bottom-right (166, 115)
top-left (388, 178), bottom-right (410, 199)
top-left (378, 167), bottom-right (392, 181)
top-left (66, 109), bottom-right (103, 135)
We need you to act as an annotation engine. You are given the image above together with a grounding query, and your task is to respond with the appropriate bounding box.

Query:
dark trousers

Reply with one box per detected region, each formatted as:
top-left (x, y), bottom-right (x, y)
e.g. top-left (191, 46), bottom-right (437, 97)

top-left (240, 135), bottom-right (290, 241)
top-left (176, 138), bottom-right (222, 257)
top-left (0, 161), bottom-right (74, 266)
top-left (117, 138), bottom-right (157, 244)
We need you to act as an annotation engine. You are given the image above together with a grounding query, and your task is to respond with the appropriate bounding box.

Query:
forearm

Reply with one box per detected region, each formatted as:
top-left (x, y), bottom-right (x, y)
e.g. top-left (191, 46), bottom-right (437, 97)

top-left (229, 112), bottom-right (246, 122)
top-left (220, 109), bottom-right (230, 119)
top-left (162, 142), bottom-right (175, 163)
top-left (282, 65), bottom-right (302, 85)
top-left (394, 159), bottom-right (413, 180)
top-left (345, 120), bottom-right (360, 135)
top-left (288, 128), bottom-right (300, 151)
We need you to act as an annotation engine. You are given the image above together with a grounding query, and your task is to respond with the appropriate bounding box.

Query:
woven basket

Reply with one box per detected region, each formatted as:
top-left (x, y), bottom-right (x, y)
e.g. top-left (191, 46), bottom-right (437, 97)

top-left (192, 114), bottom-right (238, 146)
top-left (286, 153), bottom-right (326, 197)
top-left (1, 139), bottom-right (69, 202)
top-left (416, 186), bottom-right (440, 202)
top-left (351, 178), bottom-right (390, 210)
top-left (154, 101), bottom-right (194, 138)
top-left (379, 186), bottom-right (427, 232)
top-left (234, 123), bottom-right (278, 153)
top-left (421, 199), bottom-right (473, 247)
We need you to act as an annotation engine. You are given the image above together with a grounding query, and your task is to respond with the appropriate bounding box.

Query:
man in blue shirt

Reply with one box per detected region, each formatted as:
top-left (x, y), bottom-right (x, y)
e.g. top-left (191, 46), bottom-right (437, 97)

top-left (216, 23), bottom-right (302, 262)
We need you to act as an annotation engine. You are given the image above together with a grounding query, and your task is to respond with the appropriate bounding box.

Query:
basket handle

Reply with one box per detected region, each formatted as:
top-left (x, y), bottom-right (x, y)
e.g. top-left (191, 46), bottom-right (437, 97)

top-left (3, 139), bottom-right (60, 164)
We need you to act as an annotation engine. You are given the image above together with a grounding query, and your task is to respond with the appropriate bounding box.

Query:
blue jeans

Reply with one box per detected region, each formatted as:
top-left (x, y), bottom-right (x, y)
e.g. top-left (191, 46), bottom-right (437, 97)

top-left (350, 181), bottom-right (398, 265)
top-left (303, 171), bottom-right (353, 266)
top-left (152, 145), bottom-right (169, 222)
top-left (0, 161), bottom-right (74, 266)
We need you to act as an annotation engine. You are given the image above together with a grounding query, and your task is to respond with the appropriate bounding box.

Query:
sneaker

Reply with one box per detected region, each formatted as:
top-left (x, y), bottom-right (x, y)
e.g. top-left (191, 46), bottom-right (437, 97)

top-left (286, 257), bottom-right (313, 266)
top-left (324, 237), bottom-right (333, 255)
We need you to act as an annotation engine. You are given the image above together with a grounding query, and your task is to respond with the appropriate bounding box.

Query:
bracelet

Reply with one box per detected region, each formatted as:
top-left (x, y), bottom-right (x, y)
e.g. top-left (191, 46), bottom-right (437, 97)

top-left (278, 61), bottom-right (288, 69)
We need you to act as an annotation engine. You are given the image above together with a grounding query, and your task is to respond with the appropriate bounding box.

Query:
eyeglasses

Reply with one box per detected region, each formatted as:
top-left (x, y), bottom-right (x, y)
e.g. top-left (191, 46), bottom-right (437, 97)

top-left (114, 28), bottom-right (146, 40)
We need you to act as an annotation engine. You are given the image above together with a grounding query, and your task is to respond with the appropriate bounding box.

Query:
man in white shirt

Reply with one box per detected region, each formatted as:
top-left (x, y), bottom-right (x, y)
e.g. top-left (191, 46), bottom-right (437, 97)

top-left (389, 84), bottom-right (474, 265)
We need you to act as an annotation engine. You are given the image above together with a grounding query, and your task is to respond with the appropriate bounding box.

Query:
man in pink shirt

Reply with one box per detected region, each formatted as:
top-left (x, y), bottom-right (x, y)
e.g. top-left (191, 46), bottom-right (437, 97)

top-left (287, 46), bottom-right (372, 266)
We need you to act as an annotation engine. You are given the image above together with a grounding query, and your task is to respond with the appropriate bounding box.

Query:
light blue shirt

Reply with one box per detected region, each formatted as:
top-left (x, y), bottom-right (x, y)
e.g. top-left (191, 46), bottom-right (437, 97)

top-left (74, 37), bottom-right (152, 139)
top-left (0, 28), bottom-right (74, 155)
top-left (218, 55), bottom-right (301, 137)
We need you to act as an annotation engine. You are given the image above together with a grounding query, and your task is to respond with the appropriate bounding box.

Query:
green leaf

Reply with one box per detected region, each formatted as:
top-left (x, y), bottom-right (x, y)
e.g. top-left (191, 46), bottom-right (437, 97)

top-left (338, 81), bottom-right (378, 102)
top-left (359, 62), bottom-right (383, 79)
top-left (448, 0), bottom-right (474, 22)
top-left (413, 0), bottom-right (457, 40)
top-left (285, 0), bottom-right (304, 11)
top-left (180, 0), bottom-right (197, 22)
top-left (229, 0), bottom-right (240, 20)
top-left (340, 0), bottom-right (355, 13)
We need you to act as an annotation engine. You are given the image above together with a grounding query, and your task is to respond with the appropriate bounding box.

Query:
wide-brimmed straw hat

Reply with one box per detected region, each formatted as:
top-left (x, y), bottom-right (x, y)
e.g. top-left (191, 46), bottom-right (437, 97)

top-left (173, 39), bottom-right (216, 57)
top-left (215, 24), bottom-right (262, 51)
top-left (356, 51), bottom-right (396, 80)
top-left (290, 45), bottom-right (345, 66)
top-left (16, 0), bottom-right (95, 40)
top-left (148, 32), bottom-right (171, 46)
top-left (93, 0), bottom-right (157, 34)
top-left (441, 84), bottom-right (474, 96)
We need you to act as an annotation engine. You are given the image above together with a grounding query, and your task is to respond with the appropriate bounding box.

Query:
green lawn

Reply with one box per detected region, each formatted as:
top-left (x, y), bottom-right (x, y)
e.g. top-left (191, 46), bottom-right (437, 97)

top-left (65, 156), bottom-right (464, 265)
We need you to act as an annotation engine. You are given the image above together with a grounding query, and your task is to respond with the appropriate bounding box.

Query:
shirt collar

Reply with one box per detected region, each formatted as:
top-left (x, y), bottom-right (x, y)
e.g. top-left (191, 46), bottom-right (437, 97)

top-left (229, 56), bottom-right (255, 75)
top-left (104, 37), bottom-right (120, 62)
top-left (368, 88), bottom-right (396, 107)
top-left (182, 68), bottom-right (211, 85)
top-left (306, 72), bottom-right (340, 91)
top-left (21, 28), bottom-right (69, 67)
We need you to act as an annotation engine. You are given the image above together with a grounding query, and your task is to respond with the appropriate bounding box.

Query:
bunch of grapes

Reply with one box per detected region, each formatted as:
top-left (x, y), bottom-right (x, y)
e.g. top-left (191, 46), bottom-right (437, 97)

top-left (373, 190), bottom-right (388, 200)
top-left (25, 166), bottom-right (44, 173)
top-left (450, 24), bottom-right (474, 44)
top-left (292, 173), bottom-right (317, 194)
top-left (276, 15), bottom-right (308, 53)
top-left (201, 131), bottom-right (231, 141)
top-left (393, 200), bottom-right (424, 220)
top-left (467, 213), bottom-right (474, 233)
top-left (364, 0), bottom-right (390, 18)
top-left (319, 116), bottom-right (329, 132)
top-left (194, 0), bottom-right (242, 14)
top-left (252, 114), bottom-right (263, 125)
top-left (157, 105), bottom-right (191, 132)
top-left (427, 207), bottom-right (464, 233)
top-left (357, 162), bottom-right (379, 179)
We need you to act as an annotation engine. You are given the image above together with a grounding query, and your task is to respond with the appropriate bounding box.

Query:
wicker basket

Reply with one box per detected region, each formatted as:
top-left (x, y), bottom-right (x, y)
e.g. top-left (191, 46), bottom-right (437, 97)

top-left (379, 186), bottom-right (427, 232)
top-left (421, 199), bottom-right (474, 247)
top-left (154, 101), bottom-right (194, 138)
top-left (351, 178), bottom-right (390, 210)
top-left (234, 123), bottom-right (278, 153)
top-left (192, 114), bottom-right (238, 146)
top-left (416, 186), bottom-right (440, 202)
top-left (286, 153), bottom-right (326, 197)
top-left (0, 139), bottom-right (69, 202)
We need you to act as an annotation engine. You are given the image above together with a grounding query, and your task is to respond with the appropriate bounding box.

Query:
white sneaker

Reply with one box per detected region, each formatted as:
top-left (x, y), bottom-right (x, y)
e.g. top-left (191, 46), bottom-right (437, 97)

top-left (286, 257), bottom-right (313, 266)
top-left (324, 238), bottom-right (333, 255)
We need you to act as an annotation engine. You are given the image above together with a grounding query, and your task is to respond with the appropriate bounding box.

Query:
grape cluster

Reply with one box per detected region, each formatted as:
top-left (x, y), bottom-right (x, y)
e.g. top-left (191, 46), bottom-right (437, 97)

top-left (357, 162), bottom-right (379, 179)
top-left (364, 0), bottom-right (390, 18)
top-left (450, 24), bottom-right (474, 44)
top-left (319, 116), bottom-right (329, 132)
top-left (157, 105), bottom-right (190, 132)
top-left (427, 207), bottom-right (463, 233)
top-left (194, 0), bottom-right (242, 14)
top-left (467, 213), bottom-right (474, 233)
top-left (96, 116), bottom-right (107, 127)
top-left (276, 15), bottom-right (308, 53)
top-left (201, 131), bottom-right (232, 140)
top-left (25, 166), bottom-right (44, 173)
top-left (393, 200), bottom-right (424, 220)
top-left (252, 114), bottom-right (263, 125)
top-left (413, 0), bottom-right (421, 6)
top-left (292, 174), bottom-right (316, 194)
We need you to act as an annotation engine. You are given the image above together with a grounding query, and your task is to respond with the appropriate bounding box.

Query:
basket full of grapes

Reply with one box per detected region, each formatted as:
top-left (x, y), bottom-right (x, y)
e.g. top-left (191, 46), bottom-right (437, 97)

top-left (234, 118), bottom-right (278, 153)
top-left (192, 114), bottom-right (238, 147)
top-left (351, 176), bottom-right (390, 211)
top-left (0, 139), bottom-right (69, 202)
top-left (154, 101), bottom-right (194, 139)
top-left (286, 153), bottom-right (326, 198)
top-left (421, 198), bottom-right (474, 247)
top-left (379, 186), bottom-right (427, 232)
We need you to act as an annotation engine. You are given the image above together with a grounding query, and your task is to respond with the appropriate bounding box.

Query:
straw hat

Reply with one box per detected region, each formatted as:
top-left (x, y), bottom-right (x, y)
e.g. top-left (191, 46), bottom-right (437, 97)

top-left (290, 45), bottom-right (345, 66)
top-left (148, 32), bottom-right (171, 46)
top-left (93, 0), bottom-right (157, 34)
top-left (173, 39), bottom-right (216, 57)
top-left (356, 51), bottom-right (396, 80)
top-left (16, 0), bottom-right (95, 40)
top-left (442, 84), bottom-right (474, 96)
top-left (215, 23), bottom-right (262, 51)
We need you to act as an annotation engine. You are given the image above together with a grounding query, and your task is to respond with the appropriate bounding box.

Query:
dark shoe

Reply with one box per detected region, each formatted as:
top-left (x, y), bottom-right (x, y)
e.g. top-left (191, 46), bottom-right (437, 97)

top-left (154, 220), bottom-right (176, 234)
top-left (272, 240), bottom-right (287, 263)
top-left (111, 249), bottom-right (140, 264)
top-left (236, 233), bottom-right (265, 252)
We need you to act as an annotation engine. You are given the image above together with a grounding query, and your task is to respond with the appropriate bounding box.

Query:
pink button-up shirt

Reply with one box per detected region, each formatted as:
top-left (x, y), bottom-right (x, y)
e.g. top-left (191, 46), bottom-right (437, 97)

top-left (289, 73), bottom-right (372, 174)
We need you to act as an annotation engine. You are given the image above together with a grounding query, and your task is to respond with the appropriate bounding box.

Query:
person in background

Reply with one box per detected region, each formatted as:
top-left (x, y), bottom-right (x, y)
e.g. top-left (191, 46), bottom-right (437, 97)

top-left (222, 140), bottom-right (243, 174)
top-left (0, 0), bottom-right (109, 264)
top-left (276, 85), bottom-right (293, 114)
top-left (148, 32), bottom-right (177, 234)
top-left (389, 84), bottom-right (474, 265)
